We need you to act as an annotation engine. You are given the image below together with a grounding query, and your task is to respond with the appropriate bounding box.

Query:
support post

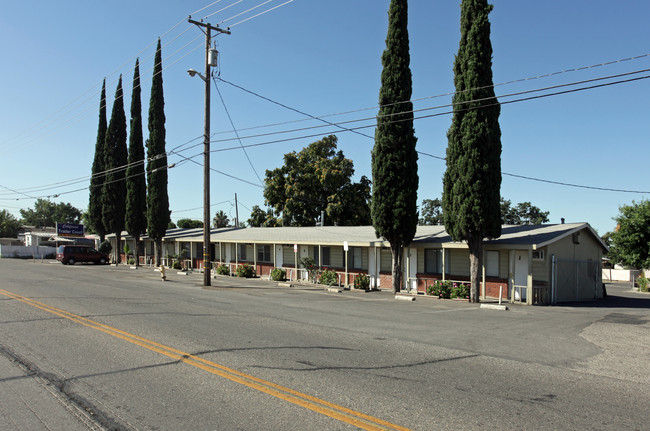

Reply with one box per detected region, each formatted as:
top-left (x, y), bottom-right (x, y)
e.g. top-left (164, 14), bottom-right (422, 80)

top-left (188, 18), bottom-right (231, 287)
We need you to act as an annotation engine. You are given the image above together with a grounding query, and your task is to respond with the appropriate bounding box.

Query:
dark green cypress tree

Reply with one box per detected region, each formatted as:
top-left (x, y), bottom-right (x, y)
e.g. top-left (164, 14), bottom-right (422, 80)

top-left (88, 79), bottom-right (107, 241)
top-left (102, 75), bottom-right (128, 264)
top-left (146, 39), bottom-right (170, 265)
top-left (443, 0), bottom-right (502, 303)
top-left (125, 59), bottom-right (147, 266)
top-left (371, 0), bottom-right (418, 293)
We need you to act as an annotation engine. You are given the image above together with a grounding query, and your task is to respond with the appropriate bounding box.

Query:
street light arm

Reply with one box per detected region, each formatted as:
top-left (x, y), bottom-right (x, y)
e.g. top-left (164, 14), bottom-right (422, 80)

top-left (187, 69), bottom-right (207, 82)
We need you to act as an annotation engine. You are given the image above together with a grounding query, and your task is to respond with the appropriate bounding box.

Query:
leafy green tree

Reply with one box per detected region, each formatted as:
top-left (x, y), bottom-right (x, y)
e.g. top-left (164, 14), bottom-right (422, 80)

top-left (422, 197), bottom-right (549, 226)
top-left (264, 135), bottom-right (371, 227)
top-left (146, 39), bottom-right (170, 265)
top-left (168, 221), bottom-right (177, 229)
top-left (371, 0), bottom-right (418, 293)
top-left (248, 205), bottom-right (266, 227)
top-left (20, 199), bottom-right (81, 227)
top-left (80, 211), bottom-right (94, 234)
top-left (0, 209), bottom-right (22, 238)
top-left (125, 59), bottom-right (147, 266)
top-left (264, 209), bottom-right (280, 227)
top-left (607, 200), bottom-right (650, 269)
top-left (443, 0), bottom-right (502, 302)
top-left (102, 75), bottom-right (128, 264)
top-left (419, 199), bottom-right (444, 225)
top-left (88, 79), bottom-right (108, 241)
top-left (213, 210), bottom-right (229, 228)
top-left (177, 218), bottom-right (203, 228)
top-left (501, 199), bottom-right (550, 225)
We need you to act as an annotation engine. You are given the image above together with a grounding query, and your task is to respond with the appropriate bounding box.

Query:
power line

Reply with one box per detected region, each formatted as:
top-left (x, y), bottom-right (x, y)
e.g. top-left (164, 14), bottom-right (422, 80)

top-left (218, 0), bottom-right (275, 25)
top-left (191, 0), bottom-right (228, 18)
top-left (0, 17), bottom-right (201, 153)
top-left (210, 65), bottom-right (650, 143)
top-left (229, 0), bottom-right (297, 27)
top-left (502, 172), bottom-right (650, 194)
top-left (216, 77), bottom-right (375, 140)
top-left (208, 75), bottom-right (650, 195)
top-left (170, 151), bottom-right (264, 189)
top-left (202, 0), bottom-right (245, 20)
top-left (212, 76), bottom-right (264, 185)
top-left (196, 70), bottom-right (650, 150)
top-left (3, 56), bottom-right (649, 203)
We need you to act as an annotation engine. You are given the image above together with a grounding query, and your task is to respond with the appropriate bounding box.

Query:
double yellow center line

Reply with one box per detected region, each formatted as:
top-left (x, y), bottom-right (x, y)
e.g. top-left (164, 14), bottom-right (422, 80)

top-left (0, 289), bottom-right (410, 431)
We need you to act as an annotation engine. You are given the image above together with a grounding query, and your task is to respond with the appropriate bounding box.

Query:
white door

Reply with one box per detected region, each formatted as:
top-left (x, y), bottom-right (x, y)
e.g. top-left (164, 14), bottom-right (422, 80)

top-left (275, 245), bottom-right (283, 268)
top-left (300, 246), bottom-right (309, 280)
top-left (225, 244), bottom-right (232, 264)
top-left (368, 248), bottom-right (378, 289)
top-left (402, 248), bottom-right (417, 291)
top-left (514, 250), bottom-right (528, 301)
top-left (409, 248), bottom-right (417, 291)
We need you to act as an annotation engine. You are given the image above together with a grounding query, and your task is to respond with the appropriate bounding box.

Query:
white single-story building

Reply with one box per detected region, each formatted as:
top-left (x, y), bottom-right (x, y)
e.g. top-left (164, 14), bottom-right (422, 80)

top-left (109, 222), bottom-right (607, 305)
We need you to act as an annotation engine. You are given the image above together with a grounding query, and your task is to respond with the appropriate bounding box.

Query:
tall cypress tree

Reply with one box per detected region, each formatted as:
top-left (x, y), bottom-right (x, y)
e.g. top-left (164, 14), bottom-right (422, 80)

top-left (102, 75), bottom-right (128, 264)
top-left (146, 39), bottom-right (170, 265)
top-left (443, 0), bottom-right (502, 303)
top-left (88, 79), bottom-right (107, 242)
top-left (125, 59), bottom-right (147, 266)
top-left (371, 0), bottom-right (418, 293)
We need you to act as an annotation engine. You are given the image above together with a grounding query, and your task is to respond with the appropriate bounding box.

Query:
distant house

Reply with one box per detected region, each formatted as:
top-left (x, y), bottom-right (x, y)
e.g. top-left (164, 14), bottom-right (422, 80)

top-left (20, 227), bottom-right (57, 247)
top-left (109, 223), bottom-right (607, 305)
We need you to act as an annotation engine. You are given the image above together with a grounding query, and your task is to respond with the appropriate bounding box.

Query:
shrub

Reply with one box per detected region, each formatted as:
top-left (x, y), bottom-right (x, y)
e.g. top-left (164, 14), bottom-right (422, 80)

top-left (172, 260), bottom-right (182, 270)
top-left (99, 240), bottom-right (112, 255)
top-left (300, 256), bottom-right (320, 283)
top-left (354, 274), bottom-right (370, 290)
top-left (270, 268), bottom-right (286, 281)
top-left (637, 276), bottom-right (649, 292)
top-left (128, 258), bottom-right (136, 265)
top-left (320, 269), bottom-right (338, 286)
top-left (451, 282), bottom-right (470, 299)
top-left (236, 264), bottom-right (255, 278)
top-left (216, 264), bottom-right (229, 276)
top-left (427, 280), bottom-right (452, 298)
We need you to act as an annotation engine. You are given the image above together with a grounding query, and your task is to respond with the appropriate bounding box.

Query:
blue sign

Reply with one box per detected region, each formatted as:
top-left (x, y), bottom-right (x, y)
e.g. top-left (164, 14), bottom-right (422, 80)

top-left (56, 223), bottom-right (84, 237)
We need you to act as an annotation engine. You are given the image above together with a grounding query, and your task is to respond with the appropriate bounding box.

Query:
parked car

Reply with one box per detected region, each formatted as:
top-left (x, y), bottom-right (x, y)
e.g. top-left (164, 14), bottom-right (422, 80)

top-left (56, 245), bottom-right (109, 265)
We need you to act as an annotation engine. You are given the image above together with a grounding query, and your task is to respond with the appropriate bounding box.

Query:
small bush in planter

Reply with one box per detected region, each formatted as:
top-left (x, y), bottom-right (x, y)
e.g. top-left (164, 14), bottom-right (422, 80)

top-left (320, 269), bottom-right (337, 286)
top-left (236, 264), bottom-right (255, 278)
top-left (270, 268), bottom-right (286, 281)
top-left (128, 258), bottom-right (136, 266)
top-left (172, 260), bottom-right (182, 270)
top-left (451, 282), bottom-right (470, 299)
top-left (427, 280), bottom-right (452, 298)
top-left (300, 257), bottom-right (320, 283)
top-left (354, 274), bottom-right (370, 291)
top-left (216, 264), bottom-right (229, 276)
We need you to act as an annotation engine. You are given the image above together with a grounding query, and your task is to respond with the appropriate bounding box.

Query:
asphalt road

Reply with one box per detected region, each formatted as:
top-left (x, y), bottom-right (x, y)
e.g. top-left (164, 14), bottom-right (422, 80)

top-left (0, 259), bottom-right (648, 430)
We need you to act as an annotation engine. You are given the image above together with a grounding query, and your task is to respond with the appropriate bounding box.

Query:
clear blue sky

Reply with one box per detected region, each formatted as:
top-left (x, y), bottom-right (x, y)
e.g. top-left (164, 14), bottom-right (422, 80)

top-left (1, 0), bottom-right (649, 235)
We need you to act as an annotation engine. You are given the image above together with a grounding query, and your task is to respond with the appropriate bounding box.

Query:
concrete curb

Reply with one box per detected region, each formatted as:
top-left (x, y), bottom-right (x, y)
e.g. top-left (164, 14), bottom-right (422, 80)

top-left (480, 303), bottom-right (508, 311)
top-left (277, 282), bottom-right (293, 288)
top-left (326, 287), bottom-right (342, 293)
top-left (395, 295), bottom-right (415, 302)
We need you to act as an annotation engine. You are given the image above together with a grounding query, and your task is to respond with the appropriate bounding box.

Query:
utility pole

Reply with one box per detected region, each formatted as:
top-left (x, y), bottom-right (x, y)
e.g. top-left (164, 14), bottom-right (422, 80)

top-left (188, 17), bottom-right (231, 287)
top-left (235, 193), bottom-right (239, 228)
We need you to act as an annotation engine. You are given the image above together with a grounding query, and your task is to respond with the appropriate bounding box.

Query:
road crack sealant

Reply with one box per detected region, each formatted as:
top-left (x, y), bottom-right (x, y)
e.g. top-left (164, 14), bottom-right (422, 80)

top-left (0, 343), bottom-right (129, 431)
